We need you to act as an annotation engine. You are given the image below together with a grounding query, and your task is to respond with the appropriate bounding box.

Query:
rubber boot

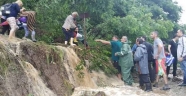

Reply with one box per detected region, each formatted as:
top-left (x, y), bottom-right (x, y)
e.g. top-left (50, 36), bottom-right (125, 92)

top-left (73, 37), bottom-right (78, 42)
top-left (145, 83), bottom-right (152, 92)
top-left (70, 38), bottom-right (76, 46)
top-left (31, 31), bottom-right (37, 42)
top-left (161, 84), bottom-right (170, 90)
top-left (65, 41), bottom-right (68, 45)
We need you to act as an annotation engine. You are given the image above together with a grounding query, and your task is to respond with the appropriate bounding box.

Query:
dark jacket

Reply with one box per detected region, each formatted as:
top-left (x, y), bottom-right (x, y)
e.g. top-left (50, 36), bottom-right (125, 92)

top-left (134, 44), bottom-right (149, 74)
top-left (143, 41), bottom-right (153, 61)
top-left (7, 3), bottom-right (20, 18)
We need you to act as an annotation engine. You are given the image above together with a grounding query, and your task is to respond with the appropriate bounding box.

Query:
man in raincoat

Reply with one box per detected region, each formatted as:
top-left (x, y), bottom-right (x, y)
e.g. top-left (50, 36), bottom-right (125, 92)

top-left (115, 36), bottom-right (134, 85)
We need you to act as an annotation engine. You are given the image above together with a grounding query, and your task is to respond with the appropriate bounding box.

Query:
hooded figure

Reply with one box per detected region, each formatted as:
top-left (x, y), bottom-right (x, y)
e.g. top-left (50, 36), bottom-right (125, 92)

top-left (134, 44), bottom-right (149, 74)
top-left (134, 38), bottom-right (152, 92)
top-left (115, 36), bottom-right (133, 86)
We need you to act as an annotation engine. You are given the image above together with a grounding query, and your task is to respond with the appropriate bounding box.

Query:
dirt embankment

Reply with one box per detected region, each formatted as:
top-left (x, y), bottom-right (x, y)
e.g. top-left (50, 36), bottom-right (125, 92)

top-left (0, 35), bottom-right (95, 96)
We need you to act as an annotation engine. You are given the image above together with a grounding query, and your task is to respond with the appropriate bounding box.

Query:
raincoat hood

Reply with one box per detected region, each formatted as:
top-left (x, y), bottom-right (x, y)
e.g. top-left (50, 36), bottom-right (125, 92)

top-left (138, 44), bottom-right (147, 54)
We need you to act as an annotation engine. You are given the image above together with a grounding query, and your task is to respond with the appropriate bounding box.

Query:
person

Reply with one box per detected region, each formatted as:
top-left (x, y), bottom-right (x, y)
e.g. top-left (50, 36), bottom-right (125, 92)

top-left (0, 15), bottom-right (10, 35)
top-left (167, 34), bottom-right (179, 81)
top-left (62, 12), bottom-right (78, 45)
top-left (73, 27), bottom-right (78, 45)
top-left (73, 27), bottom-right (89, 48)
top-left (131, 38), bottom-right (138, 73)
top-left (134, 38), bottom-right (152, 91)
top-left (115, 36), bottom-right (133, 85)
top-left (20, 11), bottom-right (37, 42)
top-left (150, 31), bottom-right (170, 90)
top-left (6, 0), bottom-right (24, 39)
top-left (95, 35), bottom-right (122, 79)
top-left (177, 29), bottom-right (186, 86)
top-left (141, 36), bottom-right (156, 83)
top-left (132, 43), bottom-right (137, 53)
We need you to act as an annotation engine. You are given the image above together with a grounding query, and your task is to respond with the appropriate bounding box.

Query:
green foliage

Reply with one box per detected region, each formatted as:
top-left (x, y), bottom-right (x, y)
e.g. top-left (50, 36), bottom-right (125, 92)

top-left (0, 45), bottom-right (9, 76)
top-left (75, 61), bottom-right (85, 78)
top-left (77, 41), bottom-right (117, 75)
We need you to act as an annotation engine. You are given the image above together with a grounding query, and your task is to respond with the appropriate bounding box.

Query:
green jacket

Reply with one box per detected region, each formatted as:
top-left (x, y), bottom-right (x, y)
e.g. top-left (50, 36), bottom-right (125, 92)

top-left (116, 41), bottom-right (134, 67)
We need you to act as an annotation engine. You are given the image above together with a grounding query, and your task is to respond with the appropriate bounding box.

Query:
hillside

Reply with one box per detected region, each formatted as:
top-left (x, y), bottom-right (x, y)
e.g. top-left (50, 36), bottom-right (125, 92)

top-left (0, 35), bottom-right (186, 96)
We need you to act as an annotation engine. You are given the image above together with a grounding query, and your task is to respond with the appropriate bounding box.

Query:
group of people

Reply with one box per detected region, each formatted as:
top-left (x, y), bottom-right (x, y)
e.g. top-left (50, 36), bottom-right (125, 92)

top-left (0, 0), bottom-right (37, 42)
top-left (96, 30), bottom-right (186, 92)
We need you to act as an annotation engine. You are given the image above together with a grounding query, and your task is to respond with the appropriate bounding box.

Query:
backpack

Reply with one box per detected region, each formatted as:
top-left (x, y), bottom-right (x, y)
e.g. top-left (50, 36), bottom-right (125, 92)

top-left (0, 3), bottom-right (12, 16)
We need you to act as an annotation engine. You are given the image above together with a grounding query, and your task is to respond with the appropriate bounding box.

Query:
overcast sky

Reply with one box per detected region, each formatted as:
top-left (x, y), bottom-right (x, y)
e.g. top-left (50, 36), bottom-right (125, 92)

top-left (175, 0), bottom-right (186, 24)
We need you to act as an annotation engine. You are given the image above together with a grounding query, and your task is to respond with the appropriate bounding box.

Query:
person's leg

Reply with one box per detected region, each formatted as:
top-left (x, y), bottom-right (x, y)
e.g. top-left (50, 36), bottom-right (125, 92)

top-left (139, 74), bottom-right (144, 89)
top-left (73, 32), bottom-right (78, 42)
top-left (179, 61), bottom-right (186, 86)
top-left (31, 30), bottom-right (37, 42)
top-left (69, 29), bottom-right (76, 46)
top-left (113, 61), bottom-right (121, 79)
top-left (7, 17), bottom-right (18, 39)
top-left (172, 55), bottom-right (177, 77)
top-left (122, 66), bottom-right (133, 85)
top-left (148, 61), bottom-right (156, 82)
top-left (62, 28), bottom-right (69, 45)
top-left (161, 58), bottom-right (168, 85)
top-left (183, 62), bottom-right (186, 84)
top-left (166, 66), bottom-right (170, 77)
top-left (22, 23), bottom-right (30, 38)
top-left (153, 59), bottom-right (160, 87)
top-left (142, 74), bottom-right (152, 91)
top-left (159, 58), bottom-right (170, 90)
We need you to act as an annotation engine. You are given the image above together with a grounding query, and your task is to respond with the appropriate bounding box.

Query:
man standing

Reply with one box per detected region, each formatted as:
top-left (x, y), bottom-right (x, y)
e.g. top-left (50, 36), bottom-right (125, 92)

top-left (141, 36), bottom-right (156, 83)
top-left (134, 38), bottom-right (152, 91)
top-left (95, 35), bottom-right (122, 79)
top-left (62, 12), bottom-right (78, 45)
top-left (115, 36), bottom-right (134, 85)
top-left (177, 29), bottom-right (186, 86)
top-left (150, 31), bottom-right (170, 90)
top-left (167, 34), bottom-right (179, 81)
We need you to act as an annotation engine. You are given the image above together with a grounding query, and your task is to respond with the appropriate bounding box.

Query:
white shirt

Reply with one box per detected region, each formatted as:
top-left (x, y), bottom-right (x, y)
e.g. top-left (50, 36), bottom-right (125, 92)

top-left (62, 15), bottom-right (76, 29)
top-left (177, 36), bottom-right (186, 58)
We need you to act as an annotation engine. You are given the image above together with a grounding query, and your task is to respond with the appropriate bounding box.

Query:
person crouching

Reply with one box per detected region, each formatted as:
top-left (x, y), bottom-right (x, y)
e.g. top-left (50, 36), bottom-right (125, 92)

top-left (134, 38), bottom-right (152, 92)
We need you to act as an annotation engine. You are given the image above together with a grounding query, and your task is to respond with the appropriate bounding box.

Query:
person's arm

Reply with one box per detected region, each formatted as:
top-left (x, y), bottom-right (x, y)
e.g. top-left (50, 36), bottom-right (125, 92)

top-left (168, 40), bottom-right (172, 54)
top-left (20, 11), bottom-right (28, 17)
top-left (115, 44), bottom-right (129, 56)
top-left (134, 47), bottom-right (143, 61)
top-left (156, 43), bottom-right (163, 59)
top-left (95, 39), bottom-right (111, 45)
top-left (168, 45), bottom-right (171, 54)
top-left (177, 38), bottom-right (182, 59)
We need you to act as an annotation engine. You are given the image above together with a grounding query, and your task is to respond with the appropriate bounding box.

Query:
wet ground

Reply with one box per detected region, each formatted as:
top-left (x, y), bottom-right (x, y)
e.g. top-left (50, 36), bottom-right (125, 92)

top-left (72, 70), bottom-right (186, 96)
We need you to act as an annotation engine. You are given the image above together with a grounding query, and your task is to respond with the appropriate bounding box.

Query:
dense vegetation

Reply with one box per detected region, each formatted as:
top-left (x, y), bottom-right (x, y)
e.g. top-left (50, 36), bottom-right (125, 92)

top-left (1, 0), bottom-right (186, 75)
